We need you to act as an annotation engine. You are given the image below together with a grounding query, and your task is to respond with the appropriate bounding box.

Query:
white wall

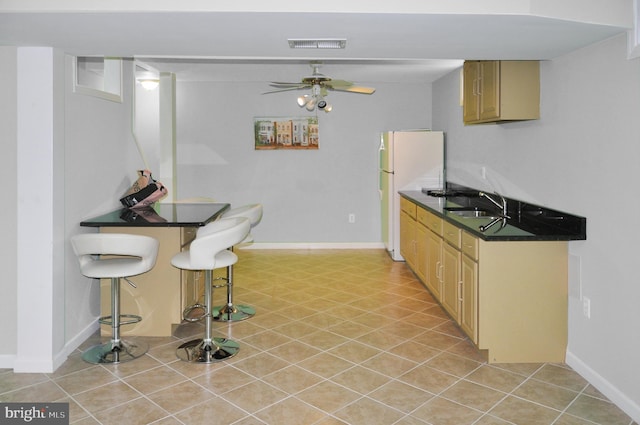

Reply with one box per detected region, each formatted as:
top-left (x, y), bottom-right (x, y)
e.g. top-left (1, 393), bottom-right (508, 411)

top-left (175, 81), bottom-right (433, 245)
top-left (0, 47), bottom-right (18, 362)
top-left (433, 34), bottom-right (640, 420)
top-left (64, 57), bottom-right (145, 351)
top-left (0, 50), bottom-right (143, 370)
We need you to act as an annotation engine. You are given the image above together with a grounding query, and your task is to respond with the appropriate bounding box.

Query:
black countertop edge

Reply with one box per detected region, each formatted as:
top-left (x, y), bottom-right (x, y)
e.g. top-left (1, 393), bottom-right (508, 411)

top-left (400, 187), bottom-right (586, 242)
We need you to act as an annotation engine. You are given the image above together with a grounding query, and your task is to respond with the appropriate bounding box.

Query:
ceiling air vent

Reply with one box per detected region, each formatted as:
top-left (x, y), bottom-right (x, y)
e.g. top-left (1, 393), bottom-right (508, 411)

top-left (288, 39), bottom-right (346, 49)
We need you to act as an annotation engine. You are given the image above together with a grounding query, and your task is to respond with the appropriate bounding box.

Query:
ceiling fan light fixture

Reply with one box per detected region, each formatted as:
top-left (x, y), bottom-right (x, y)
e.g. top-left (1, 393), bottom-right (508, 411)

top-left (305, 98), bottom-right (316, 111)
top-left (288, 38), bottom-right (346, 49)
top-left (297, 95), bottom-right (310, 107)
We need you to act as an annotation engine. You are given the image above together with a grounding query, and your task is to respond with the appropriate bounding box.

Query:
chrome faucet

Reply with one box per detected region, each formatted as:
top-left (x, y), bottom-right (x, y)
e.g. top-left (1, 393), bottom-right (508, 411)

top-left (477, 191), bottom-right (509, 233)
top-left (478, 191), bottom-right (509, 218)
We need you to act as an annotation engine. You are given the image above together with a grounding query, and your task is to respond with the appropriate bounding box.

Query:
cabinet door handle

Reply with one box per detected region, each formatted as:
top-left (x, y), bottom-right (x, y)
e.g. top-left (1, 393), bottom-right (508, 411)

top-left (458, 281), bottom-right (463, 302)
top-left (477, 76), bottom-right (483, 96)
top-left (436, 261), bottom-right (441, 280)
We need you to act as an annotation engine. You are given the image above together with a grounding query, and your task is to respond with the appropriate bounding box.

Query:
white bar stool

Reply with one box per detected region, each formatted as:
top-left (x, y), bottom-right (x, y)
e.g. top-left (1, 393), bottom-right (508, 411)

top-left (212, 203), bottom-right (263, 322)
top-left (71, 233), bottom-right (159, 364)
top-left (171, 217), bottom-right (250, 363)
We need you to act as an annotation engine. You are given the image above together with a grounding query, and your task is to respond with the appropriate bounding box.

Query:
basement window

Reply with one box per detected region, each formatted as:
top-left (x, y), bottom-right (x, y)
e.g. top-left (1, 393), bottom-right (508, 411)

top-left (73, 56), bottom-right (123, 102)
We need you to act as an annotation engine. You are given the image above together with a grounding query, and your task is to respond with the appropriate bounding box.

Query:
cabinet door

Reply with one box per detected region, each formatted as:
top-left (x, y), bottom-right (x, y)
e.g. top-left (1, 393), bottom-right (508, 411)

top-left (415, 224), bottom-right (428, 282)
top-left (463, 61), bottom-right (480, 123)
top-left (425, 229), bottom-right (442, 300)
top-left (400, 210), bottom-right (416, 266)
top-left (460, 255), bottom-right (478, 343)
top-left (479, 61), bottom-right (500, 120)
top-left (441, 242), bottom-right (460, 319)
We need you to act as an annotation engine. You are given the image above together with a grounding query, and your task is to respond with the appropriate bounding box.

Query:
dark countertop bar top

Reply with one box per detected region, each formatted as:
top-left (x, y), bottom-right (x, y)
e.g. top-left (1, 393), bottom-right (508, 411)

top-left (80, 203), bottom-right (230, 227)
top-left (400, 188), bottom-right (586, 241)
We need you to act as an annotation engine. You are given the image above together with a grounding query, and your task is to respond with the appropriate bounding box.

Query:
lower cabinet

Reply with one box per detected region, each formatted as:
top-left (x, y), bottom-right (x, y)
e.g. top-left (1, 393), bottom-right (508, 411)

top-left (424, 228), bottom-right (442, 299)
top-left (460, 254), bottom-right (478, 343)
top-left (399, 196), bottom-right (568, 363)
top-left (441, 242), bottom-right (460, 320)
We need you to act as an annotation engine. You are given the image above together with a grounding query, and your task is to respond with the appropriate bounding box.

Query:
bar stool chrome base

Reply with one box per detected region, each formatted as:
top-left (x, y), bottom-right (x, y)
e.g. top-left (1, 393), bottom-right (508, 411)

top-left (212, 304), bottom-right (256, 322)
top-left (176, 338), bottom-right (240, 363)
top-left (82, 339), bottom-right (149, 364)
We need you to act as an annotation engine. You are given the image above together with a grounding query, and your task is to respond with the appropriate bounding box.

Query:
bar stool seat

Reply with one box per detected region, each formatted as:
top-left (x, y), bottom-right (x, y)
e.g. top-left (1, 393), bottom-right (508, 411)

top-left (71, 233), bottom-right (159, 364)
top-left (171, 217), bottom-right (250, 363)
top-left (212, 203), bottom-right (263, 322)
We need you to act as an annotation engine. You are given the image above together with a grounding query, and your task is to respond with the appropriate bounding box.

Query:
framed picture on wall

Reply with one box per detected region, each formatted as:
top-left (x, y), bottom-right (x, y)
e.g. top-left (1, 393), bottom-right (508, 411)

top-left (254, 116), bottom-right (319, 150)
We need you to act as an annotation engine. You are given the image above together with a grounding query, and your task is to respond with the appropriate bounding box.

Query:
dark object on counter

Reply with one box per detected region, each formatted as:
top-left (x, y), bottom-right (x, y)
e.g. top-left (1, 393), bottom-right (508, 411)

top-left (423, 188), bottom-right (480, 197)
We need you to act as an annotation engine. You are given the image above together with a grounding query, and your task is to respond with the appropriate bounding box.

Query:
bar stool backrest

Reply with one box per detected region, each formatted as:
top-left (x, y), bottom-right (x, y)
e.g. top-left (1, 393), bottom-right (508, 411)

top-left (71, 233), bottom-right (159, 278)
top-left (189, 217), bottom-right (250, 269)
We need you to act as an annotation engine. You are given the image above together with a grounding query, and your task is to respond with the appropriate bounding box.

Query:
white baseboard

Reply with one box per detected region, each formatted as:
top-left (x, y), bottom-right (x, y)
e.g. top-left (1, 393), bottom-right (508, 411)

top-left (0, 354), bottom-right (16, 369)
top-left (238, 242), bottom-right (385, 250)
top-left (9, 321), bottom-right (99, 373)
top-left (566, 350), bottom-right (640, 422)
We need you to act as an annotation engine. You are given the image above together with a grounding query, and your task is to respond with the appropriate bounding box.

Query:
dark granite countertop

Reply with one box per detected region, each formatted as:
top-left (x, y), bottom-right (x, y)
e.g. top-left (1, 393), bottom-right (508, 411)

top-left (80, 203), bottom-right (230, 227)
top-left (400, 186), bottom-right (586, 241)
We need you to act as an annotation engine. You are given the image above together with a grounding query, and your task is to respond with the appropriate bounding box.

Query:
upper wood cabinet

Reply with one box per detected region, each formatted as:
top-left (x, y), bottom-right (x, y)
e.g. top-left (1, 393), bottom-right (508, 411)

top-left (463, 60), bottom-right (540, 124)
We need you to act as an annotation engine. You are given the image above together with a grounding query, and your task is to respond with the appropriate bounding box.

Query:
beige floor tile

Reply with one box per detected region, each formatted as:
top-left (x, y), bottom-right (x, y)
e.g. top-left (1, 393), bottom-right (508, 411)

top-left (489, 395), bottom-right (561, 424)
top-left (330, 365), bottom-right (390, 394)
top-left (440, 379), bottom-right (505, 412)
top-left (388, 339), bottom-right (442, 363)
top-left (327, 340), bottom-right (381, 364)
top-left (261, 364), bottom-right (323, 394)
top-left (193, 364), bottom-right (256, 395)
top-left (513, 378), bottom-right (579, 411)
top-left (368, 380), bottom-right (433, 413)
top-left (254, 396), bottom-right (326, 424)
top-left (296, 380), bottom-right (361, 412)
top-left (466, 365), bottom-right (528, 393)
top-left (147, 381), bottom-right (215, 414)
top-left (0, 380), bottom-right (67, 402)
top-left (231, 352), bottom-right (289, 378)
top-left (425, 352), bottom-right (482, 378)
top-left (411, 330), bottom-right (464, 351)
top-left (360, 352), bottom-right (418, 377)
top-left (412, 396), bottom-right (483, 425)
top-left (565, 394), bottom-right (634, 425)
top-left (0, 372), bottom-right (49, 394)
top-left (333, 396), bottom-right (405, 425)
top-left (266, 340), bottom-right (322, 364)
top-left (297, 352), bottom-right (354, 379)
top-left (53, 367), bottom-right (117, 395)
top-left (399, 364), bottom-right (459, 394)
top-left (174, 396), bottom-right (249, 424)
top-left (240, 329), bottom-right (292, 350)
top-left (92, 397), bottom-right (168, 425)
top-left (220, 380), bottom-right (288, 413)
top-left (298, 329), bottom-right (350, 351)
top-left (72, 381), bottom-right (141, 414)
top-left (531, 364), bottom-right (589, 392)
top-left (5, 250), bottom-right (632, 425)
top-left (123, 365), bottom-right (187, 394)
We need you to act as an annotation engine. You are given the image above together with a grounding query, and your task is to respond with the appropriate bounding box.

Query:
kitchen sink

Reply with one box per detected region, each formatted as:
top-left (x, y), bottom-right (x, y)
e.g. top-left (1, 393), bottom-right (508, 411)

top-left (444, 207), bottom-right (499, 219)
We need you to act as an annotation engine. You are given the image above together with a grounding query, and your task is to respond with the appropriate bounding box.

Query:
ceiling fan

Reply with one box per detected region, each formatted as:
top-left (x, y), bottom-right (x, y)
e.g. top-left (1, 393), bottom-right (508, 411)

top-left (263, 63), bottom-right (376, 112)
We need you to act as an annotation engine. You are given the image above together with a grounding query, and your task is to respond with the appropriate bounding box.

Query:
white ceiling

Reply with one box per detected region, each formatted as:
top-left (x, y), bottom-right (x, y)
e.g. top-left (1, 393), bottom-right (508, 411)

top-left (0, 1), bottom-right (632, 84)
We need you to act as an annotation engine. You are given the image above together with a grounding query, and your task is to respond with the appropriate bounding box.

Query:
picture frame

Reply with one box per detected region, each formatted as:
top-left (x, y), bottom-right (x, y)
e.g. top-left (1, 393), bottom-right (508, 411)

top-left (254, 116), bottom-right (319, 150)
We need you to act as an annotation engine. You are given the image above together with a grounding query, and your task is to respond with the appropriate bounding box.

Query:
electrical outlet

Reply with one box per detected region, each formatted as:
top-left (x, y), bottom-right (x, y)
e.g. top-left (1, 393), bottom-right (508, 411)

top-left (583, 297), bottom-right (591, 319)
top-left (348, 213), bottom-right (355, 223)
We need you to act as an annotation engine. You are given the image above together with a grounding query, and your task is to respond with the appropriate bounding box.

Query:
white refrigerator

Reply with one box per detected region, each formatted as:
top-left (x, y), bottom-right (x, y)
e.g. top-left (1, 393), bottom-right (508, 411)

top-left (379, 130), bottom-right (444, 261)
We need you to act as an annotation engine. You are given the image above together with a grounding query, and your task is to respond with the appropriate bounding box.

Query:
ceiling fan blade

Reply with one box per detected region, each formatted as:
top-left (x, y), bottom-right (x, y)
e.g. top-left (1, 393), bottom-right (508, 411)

top-left (262, 86), bottom-right (308, 94)
top-left (331, 85), bottom-right (376, 94)
top-left (269, 82), bottom-right (309, 87)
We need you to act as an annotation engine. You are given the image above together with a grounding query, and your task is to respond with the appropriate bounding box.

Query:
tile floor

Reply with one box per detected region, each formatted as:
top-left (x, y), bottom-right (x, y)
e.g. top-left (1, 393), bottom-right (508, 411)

top-left (1, 249), bottom-right (636, 425)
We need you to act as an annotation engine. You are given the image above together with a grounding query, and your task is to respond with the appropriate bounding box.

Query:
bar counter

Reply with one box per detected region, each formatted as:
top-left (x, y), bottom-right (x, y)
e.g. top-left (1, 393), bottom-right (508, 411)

top-left (80, 203), bottom-right (230, 336)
